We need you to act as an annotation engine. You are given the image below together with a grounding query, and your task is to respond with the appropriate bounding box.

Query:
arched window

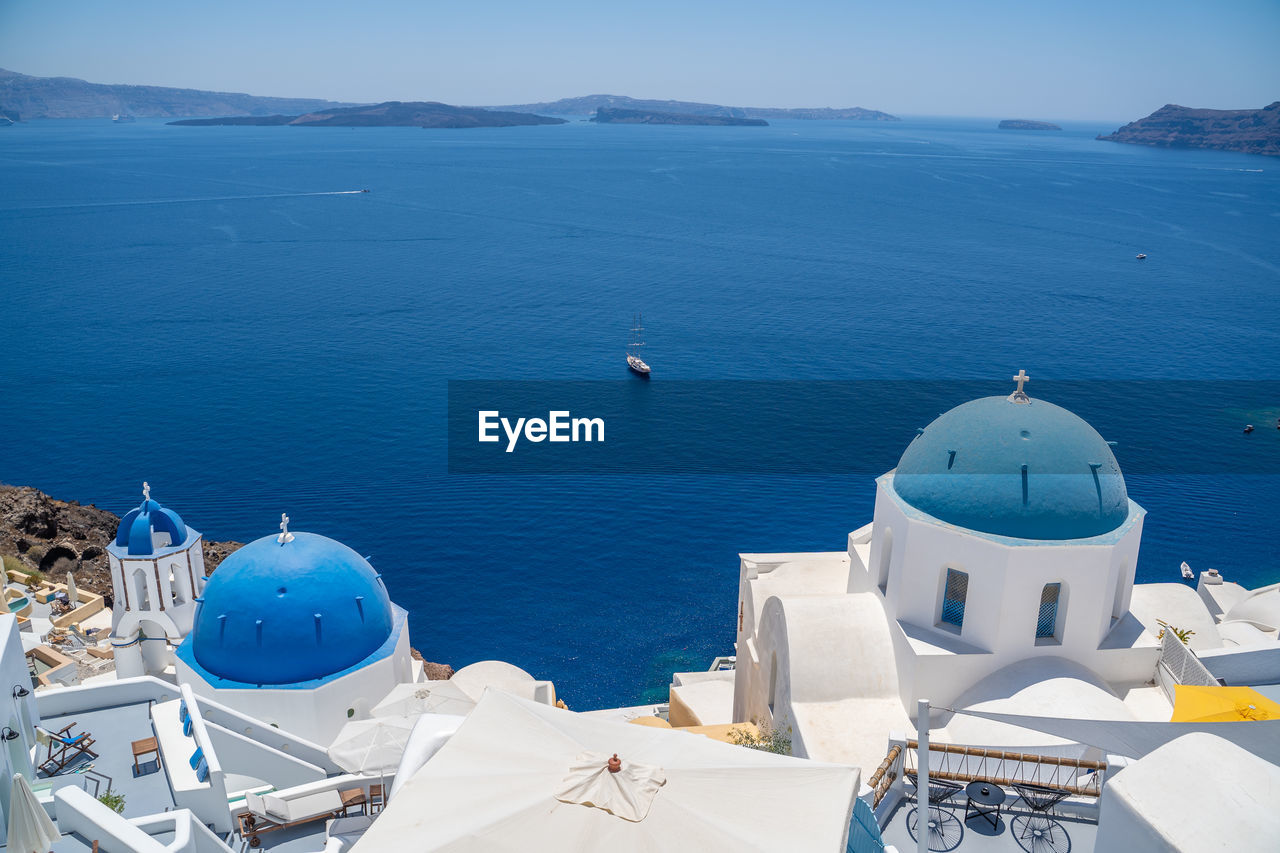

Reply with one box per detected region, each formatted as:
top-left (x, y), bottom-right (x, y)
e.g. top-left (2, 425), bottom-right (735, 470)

top-left (1038, 583), bottom-right (1062, 640)
top-left (131, 567), bottom-right (151, 611)
top-left (877, 528), bottom-right (893, 593)
top-left (939, 569), bottom-right (968, 629)
top-left (170, 570), bottom-right (187, 606)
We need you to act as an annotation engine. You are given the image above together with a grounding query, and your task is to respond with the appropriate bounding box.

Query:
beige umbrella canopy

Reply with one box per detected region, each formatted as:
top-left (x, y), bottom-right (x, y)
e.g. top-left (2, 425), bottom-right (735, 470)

top-left (65, 572), bottom-right (77, 605)
top-left (351, 691), bottom-right (859, 852)
top-left (372, 681), bottom-right (476, 719)
top-left (7, 773), bottom-right (59, 853)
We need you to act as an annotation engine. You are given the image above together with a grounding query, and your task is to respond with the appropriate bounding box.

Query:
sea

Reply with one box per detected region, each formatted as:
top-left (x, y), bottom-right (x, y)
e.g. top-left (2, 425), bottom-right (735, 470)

top-left (2, 116), bottom-right (1278, 708)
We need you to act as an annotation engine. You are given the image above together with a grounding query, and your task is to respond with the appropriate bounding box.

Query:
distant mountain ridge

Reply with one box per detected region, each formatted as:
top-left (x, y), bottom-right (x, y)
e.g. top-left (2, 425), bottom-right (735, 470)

top-left (170, 101), bottom-right (565, 129)
top-left (1098, 102), bottom-right (1280, 157)
top-left (0, 68), bottom-right (354, 119)
top-left (486, 94), bottom-right (898, 121)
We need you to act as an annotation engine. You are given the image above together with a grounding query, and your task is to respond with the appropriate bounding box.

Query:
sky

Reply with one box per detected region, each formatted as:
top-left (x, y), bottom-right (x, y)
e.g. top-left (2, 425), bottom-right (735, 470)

top-left (1, 0), bottom-right (1276, 121)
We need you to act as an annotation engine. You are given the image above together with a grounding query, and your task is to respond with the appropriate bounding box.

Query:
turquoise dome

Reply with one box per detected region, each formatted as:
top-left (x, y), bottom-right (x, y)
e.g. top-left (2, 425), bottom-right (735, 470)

top-left (187, 531), bottom-right (394, 685)
top-left (892, 396), bottom-right (1129, 540)
top-left (115, 497), bottom-right (189, 556)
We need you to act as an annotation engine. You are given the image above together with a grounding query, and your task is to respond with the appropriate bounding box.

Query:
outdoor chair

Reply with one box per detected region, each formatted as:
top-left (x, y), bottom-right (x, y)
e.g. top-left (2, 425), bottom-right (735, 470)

top-left (905, 772), bottom-right (964, 852)
top-left (368, 783), bottom-right (385, 815)
top-left (37, 723), bottom-right (98, 775)
top-left (1011, 782), bottom-right (1071, 853)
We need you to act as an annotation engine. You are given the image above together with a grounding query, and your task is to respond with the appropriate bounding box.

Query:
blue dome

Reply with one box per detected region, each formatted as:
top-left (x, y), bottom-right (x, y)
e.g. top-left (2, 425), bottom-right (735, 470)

top-left (116, 497), bottom-right (189, 556)
top-left (189, 532), bottom-right (394, 685)
top-left (892, 395), bottom-right (1129, 540)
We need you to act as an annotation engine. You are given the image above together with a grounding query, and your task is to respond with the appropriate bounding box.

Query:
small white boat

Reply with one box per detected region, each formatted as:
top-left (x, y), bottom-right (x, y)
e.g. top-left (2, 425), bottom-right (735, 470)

top-left (1180, 561), bottom-right (1194, 580)
top-left (112, 114), bottom-right (136, 123)
top-left (627, 314), bottom-right (650, 376)
top-left (1136, 253), bottom-right (1147, 260)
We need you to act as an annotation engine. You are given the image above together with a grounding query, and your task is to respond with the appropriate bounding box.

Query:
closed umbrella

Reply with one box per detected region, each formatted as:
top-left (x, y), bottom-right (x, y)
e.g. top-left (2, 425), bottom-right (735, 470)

top-left (65, 572), bottom-right (78, 606)
top-left (373, 681), bottom-right (476, 719)
top-left (7, 773), bottom-right (59, 853)
top-left (351, 691), bottom-right (859, 852)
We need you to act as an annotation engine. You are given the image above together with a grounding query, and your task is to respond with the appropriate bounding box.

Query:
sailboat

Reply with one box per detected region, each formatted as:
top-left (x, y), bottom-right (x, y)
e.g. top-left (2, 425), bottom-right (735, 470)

top-left (627, 314), bottom-right (651, 376)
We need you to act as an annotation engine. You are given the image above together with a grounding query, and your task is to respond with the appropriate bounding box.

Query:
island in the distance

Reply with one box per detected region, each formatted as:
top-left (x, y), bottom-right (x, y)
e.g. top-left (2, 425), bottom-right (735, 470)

top-left (999, 119), bottom-right (1061, 131)
top-left (1098, 102), bottom-right (1280, 157)
top-left (488, 94), bottom-right (897, 121)
top-left (590, 107), bottom-right (767, 126)
top-left (169, 101), bottom-right (566, 129)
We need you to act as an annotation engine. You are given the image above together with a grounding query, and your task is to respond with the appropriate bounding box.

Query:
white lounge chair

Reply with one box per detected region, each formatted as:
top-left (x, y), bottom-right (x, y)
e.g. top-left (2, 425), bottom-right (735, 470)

top-left (239, 789), bottom-right (344, 848)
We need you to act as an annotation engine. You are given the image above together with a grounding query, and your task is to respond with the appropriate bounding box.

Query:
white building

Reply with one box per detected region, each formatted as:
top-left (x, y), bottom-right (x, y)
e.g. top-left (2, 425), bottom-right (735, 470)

top-left (107, 483), bottom-right (207, 680)
top-left (716, 375), bottom-right (1280, 770)
top-left (0, 614), bottom-right (42, 846)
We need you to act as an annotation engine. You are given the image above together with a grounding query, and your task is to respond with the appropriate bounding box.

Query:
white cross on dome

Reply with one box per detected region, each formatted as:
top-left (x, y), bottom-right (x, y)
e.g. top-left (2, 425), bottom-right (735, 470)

top-left (1008, 369), bottom-right (1031, 403)
top-left (278, 512), bottom-right (295, 544)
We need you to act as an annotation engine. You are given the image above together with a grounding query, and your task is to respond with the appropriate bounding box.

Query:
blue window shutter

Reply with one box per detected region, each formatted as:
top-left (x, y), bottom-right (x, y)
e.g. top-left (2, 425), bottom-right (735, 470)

top-left (941, 569), bottom-right (968, 628)
top-left (1037, 583), bottom-right (1061, 638)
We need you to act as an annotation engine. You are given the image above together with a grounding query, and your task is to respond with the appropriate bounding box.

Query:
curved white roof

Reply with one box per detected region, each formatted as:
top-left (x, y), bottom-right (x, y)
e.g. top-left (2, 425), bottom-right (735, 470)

top-left (943, 657), bottom-right (1133, 749)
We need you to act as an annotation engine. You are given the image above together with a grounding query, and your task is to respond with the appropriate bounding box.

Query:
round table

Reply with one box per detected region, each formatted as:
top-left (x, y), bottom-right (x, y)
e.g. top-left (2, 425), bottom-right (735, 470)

top-left (964, 781), bottom-right (1006, 829)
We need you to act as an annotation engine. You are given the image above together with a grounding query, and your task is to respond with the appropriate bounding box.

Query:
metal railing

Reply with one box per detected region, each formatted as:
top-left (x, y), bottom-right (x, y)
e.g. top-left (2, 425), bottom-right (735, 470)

top-left (869, 739), bottom-right (1107, 807)
top-left (1158, 629), bottom-right (1218, 698)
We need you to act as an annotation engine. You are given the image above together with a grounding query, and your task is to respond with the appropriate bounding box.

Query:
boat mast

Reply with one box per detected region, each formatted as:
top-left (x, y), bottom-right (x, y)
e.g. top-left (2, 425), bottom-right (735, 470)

top-left (629, 314), bottom-right (645, 356)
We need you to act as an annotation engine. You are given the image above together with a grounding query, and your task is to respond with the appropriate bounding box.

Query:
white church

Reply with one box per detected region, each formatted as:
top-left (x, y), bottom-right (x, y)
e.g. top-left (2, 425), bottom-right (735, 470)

top-left (104, 489), bottom-right (555, 745)
top-left (673, 373), bottom-right (1280, 772)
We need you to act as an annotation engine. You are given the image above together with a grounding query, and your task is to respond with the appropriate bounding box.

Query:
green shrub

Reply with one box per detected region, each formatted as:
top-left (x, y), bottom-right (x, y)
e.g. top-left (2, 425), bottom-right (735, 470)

top-left (1, 554), bottom-right (25, 576)
top-left (730, 723), bottom-right (792, 755)
top-left (98, 789), bottom-right (126, 814)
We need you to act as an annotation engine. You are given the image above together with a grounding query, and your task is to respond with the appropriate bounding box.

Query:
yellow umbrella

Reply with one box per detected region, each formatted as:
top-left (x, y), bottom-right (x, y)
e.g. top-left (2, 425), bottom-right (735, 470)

top-left (1170, 685), bottom-right (1280, 722)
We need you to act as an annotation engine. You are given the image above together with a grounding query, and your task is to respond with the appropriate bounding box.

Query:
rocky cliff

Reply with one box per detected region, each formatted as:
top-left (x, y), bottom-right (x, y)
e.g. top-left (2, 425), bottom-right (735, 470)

top-left (0, 484), bottom-right (242, 596)
top-left (1098, 102), bottom-right (1280, 157)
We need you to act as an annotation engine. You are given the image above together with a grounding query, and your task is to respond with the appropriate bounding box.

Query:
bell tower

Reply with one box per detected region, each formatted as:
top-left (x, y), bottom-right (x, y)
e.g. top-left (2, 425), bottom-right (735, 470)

top-left (106, 483), bottom-right (206, 680)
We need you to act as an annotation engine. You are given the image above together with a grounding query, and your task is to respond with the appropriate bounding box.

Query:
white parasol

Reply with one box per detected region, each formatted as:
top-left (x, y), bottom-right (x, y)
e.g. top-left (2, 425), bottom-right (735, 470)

top-left (327, 715), bottom-right (419, 776)
top-left (350, 690), bottom-right (859, 852)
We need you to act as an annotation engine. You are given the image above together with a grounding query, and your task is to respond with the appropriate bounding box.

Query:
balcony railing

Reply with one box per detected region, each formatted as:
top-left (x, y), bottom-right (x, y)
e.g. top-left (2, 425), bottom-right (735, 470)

top-left (1157, 629), bottom-right (1218, 700)
top-left (870, 738), bottom-right (1108, 808)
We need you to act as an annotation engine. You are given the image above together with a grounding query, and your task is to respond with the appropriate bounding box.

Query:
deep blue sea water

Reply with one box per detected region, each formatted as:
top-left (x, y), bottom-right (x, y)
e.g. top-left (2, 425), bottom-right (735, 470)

top-left (2, 116), bottom-right (1278, 708)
